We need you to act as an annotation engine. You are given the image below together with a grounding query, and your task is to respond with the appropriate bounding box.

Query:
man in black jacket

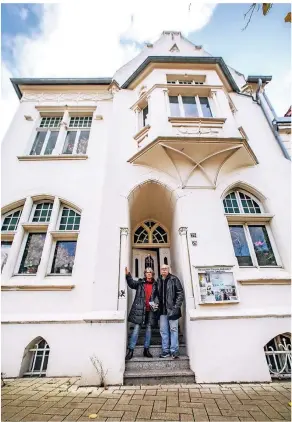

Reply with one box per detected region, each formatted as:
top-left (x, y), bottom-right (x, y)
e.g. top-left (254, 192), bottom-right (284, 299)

top-left (156, 264), bottom-right (184, 359)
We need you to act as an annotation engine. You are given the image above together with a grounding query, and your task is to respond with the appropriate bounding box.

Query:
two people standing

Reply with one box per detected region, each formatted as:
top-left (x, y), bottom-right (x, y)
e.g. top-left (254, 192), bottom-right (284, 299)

top-left (125, 264), bottom-right (184, 360)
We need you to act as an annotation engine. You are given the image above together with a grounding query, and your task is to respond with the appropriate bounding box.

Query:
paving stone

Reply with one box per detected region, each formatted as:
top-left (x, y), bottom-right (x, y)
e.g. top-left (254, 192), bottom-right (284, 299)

top-left (205, 405), bottom-right (221, 416)
top-left (21, 413), bottom-right (52, 421)
top-left (9, 406), bottom-right (38, 421)
top-left (153, 401), bottom-right (166, 413)
top-left (249, 410), bottom-right (271, 421)
top-left (191, 398), bottom-right (216, 404)
top-left (258, 404), bottom-right (284, 419)
top-left (131, 399), bottom-right (154, 406)
top-left (114, 404), bottom-right (140, 412)
top-left (101, 398), bottom-right (119, 410)
top-left (97, 410), bottom-right (124, 418)
top-left (121, 411), bottom-right (138, 421)
top-left (180, 402), bottom-right (205, 409)
top-left (49, 415), bottom-right (66, 421)
top-left (279, 413), bottom-right (291, 421)
top-left (221, 409), bottom-right (253, 418)
top-left (44, 407), bottom-right (73, 416)
top-left (106, 418), bottom-right (122, 422)
top-left (63, 408), bottom-right (85, 421)
top-left (180, 415), bottom-right (195, 421)
top-left (167, 396), bottom-right (179, 407)
top-left (137, 405), bottom-right (153, 419)
top-left (151, 412), bottom-right (180, 420)
top-left (165, 406), bottom-right (193, 414)
top-left (209, 417), bottom-right (239, 421)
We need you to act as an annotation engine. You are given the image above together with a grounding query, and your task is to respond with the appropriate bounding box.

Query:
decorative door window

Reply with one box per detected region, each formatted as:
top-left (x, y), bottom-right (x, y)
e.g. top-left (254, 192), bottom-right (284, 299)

top-left (133, 220), bottom-right (169, 245)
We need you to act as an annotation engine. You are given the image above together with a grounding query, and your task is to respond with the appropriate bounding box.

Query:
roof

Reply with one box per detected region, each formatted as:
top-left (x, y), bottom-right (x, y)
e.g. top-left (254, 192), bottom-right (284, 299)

top-left (10, 77), bottom-right (112, 99)
top-left (246, 75), bottom-right (272, 84)
top-left (121, 56), bottom-right (240, 91)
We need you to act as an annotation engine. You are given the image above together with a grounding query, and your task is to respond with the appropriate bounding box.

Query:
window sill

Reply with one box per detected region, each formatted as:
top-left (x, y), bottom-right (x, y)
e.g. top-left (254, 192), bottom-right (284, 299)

top-left (50, 230), bottom-right (79, 240)
top-left (17, 155), bottom-right (88, 161)
top-left (22, 222), bottom-right (49, 232)
top-left (226, 213), bottom-right (274, 223)
top-left (1, 231), bottom-right (15, 241)
top-left (134, 125), bottom-right (151, 143)
top-left (238, 278), bottom-right (290, 285)
top-left (1, 284), bottom-right (75, 291)
top-left (168, 116), bottom-right (226, 125)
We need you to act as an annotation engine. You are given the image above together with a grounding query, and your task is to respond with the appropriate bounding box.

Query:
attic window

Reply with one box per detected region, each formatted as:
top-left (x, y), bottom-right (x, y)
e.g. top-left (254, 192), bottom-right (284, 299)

top-left (167, 74), bottom-right (206, 85)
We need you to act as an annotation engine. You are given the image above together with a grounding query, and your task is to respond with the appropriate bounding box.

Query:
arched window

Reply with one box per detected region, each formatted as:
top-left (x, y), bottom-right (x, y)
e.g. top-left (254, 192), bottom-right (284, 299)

top-left (133, 221), bottom-right (169, 245)
top-left (31, 201), bottom-right (53, 223)
top-left (264, 333), bottom-right (291, 378)
top-left (59, 206), bottom-right (81, 231)
top-left (223, 190), bottom-right (261, 214)
top-left (1, 208), bottom-right (23, 231)
top-left (223, 189), bottom-right (278, 267)
top-left (21, 337), bottom-right (50, 377)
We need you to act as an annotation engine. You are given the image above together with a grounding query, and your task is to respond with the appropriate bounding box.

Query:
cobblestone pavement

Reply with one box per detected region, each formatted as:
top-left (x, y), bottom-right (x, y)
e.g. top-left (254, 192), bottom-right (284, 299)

top-left (1, 378), bottom-right (291, 422)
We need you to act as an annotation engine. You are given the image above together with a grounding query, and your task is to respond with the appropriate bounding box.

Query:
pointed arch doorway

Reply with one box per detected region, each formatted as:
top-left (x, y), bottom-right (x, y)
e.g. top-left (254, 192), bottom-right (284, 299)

top-left (132, 219), bottom-right (171, 279)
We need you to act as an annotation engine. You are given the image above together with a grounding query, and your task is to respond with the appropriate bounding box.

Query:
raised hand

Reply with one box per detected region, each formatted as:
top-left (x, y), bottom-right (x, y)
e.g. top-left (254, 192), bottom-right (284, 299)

top-left (125, 267), bottom-right (129, 275)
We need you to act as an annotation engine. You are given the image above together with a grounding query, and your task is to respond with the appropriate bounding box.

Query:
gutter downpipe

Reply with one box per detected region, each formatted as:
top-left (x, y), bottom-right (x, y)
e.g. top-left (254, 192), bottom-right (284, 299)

top-left (256, 79), bottom-right (291, 161)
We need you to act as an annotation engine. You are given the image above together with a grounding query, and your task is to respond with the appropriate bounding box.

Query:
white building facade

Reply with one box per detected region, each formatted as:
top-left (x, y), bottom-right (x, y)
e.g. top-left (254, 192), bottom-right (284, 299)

top-left (1, 31), bottom-right (291, 385)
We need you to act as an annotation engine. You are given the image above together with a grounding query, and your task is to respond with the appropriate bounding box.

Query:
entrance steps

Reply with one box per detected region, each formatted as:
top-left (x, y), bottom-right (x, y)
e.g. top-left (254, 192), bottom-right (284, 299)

top-left (124, 328), bottom-right (195, 385)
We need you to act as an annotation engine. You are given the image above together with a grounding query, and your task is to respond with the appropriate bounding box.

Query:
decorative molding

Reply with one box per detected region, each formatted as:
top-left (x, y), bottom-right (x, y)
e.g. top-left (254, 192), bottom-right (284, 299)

top-left (22, 92), bottom-right (113, 103)
top-left (120, 227), bottom-right (129, 236)
top-left (1, 285), bottom-right (75, 291)
top-left (22, 222), bottom-right (49, 232)
top-left (24, 115), bottom-right (33, 121)
top-left (175, 126), bottom-right (220, 136)
top-left (35, 105), bottom-right (97, 114)
top-left (1, 232), bottom-right (15, 241)
top-left (238, 278), bottom-right (291, 285)
top-left (50, 230), bottom-right (79, 240)
top-left (190, 312), bottom-right (291, 321)
top-left (226, 213), bottom-right (274, 223)
top-left (134, 124), bottom-right (150, 141)
top-left (179, 227), bottom-right (188, 235)
top-left (18, 155), bottom-right (88, 161)
top-left (108, 80), bottom-right (120, 95)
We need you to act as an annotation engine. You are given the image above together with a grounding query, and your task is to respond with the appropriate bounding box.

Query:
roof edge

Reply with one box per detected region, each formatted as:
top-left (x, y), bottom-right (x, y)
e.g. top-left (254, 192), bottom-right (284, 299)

top-left (10, 77), bottom-right (113, 99)
top-left (121, 56), bottom-right (240, 91)
top-left (247, 75), bottom-right (272, 84)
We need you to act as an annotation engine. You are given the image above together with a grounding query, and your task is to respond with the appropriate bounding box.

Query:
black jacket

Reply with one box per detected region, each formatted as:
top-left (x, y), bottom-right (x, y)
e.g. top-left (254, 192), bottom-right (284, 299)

top-left (126, 274), bottom-right (159, 326)
top-left (155, 273), bottom-right (184, 320)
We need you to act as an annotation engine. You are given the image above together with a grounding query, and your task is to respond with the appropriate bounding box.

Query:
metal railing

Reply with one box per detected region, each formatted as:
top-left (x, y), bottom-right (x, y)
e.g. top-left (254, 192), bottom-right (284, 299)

top-left (265, 337), bottom-right (291, 379)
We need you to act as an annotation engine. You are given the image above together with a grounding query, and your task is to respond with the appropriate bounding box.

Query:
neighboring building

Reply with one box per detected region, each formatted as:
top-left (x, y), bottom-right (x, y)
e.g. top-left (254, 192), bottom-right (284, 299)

top-left (1, 31), bottom-right (291, 385)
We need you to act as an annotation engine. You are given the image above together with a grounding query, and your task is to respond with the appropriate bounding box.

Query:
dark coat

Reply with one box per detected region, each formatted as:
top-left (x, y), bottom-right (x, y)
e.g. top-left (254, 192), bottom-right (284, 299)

top-left (154, 273), bottom-right (184, 320)
top-left (126, 274), bottom-right (159, 326)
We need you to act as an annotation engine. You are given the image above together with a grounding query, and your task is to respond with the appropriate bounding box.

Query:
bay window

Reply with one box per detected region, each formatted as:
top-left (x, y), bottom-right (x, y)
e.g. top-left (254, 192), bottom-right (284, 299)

top-left (169, 95), bottom-right (212, 118)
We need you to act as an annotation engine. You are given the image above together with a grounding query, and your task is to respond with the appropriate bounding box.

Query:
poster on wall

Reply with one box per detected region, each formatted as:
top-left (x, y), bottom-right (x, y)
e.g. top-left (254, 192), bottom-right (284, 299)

top-left (196, 267), bottom-right (239, 304)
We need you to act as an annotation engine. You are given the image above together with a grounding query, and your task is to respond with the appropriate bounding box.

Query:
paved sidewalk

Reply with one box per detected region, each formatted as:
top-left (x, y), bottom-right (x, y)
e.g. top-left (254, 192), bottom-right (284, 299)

top-left (1, 378), bottom-right (291, 422)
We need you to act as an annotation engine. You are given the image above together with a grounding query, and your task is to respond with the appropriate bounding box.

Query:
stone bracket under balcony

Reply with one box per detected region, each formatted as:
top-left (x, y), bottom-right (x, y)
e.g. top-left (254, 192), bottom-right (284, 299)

top-left (128, 136), bottom-right (258, 189)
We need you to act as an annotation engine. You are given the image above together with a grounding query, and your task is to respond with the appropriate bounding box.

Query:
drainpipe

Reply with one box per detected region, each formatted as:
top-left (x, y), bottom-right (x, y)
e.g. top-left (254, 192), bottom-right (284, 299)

top-left (256, 79), bottom-right (291, 161)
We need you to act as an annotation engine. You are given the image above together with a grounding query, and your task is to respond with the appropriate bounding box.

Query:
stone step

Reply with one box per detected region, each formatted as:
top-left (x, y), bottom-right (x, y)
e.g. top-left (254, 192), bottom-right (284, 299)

top-left (128, 336), bottom-right (184, 346)
top-left (125, 356), bottom-right (190, 371)
top-left (131, 345), bottom-right (187, 357)
top-left (124, 369), bottom-right (196, 386)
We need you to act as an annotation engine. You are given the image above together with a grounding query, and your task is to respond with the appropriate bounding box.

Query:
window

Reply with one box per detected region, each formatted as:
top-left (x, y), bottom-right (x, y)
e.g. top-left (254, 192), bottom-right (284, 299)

top-left (59, 207), bottom-right (81, 231)
top-left (133, 220), bottom-right (169, 245)
top-left (169, 95), bottom-right (212, 118)
top-left (30, 117), bottom-right (61, 156)
top-left (2, 208), bottom-right (22, 231)
top-left (18, 233), bottom-right (46, 274)
top-left (24, 338), bottom-right (50, 377)
top-left (142, 105), bottom-right (149, 127)
top-left (224, 190), bottom-right (278, 267)
top-left (264, 334), bottom-right (291, 378)
top-left (51, 240), bottom-right (77, 274)
top-left (62, 116), bottom-right (91, 155)
top-left (32, 202), bottom-right (53, 223)
top-left (1, 241), bottom-right (12, 272)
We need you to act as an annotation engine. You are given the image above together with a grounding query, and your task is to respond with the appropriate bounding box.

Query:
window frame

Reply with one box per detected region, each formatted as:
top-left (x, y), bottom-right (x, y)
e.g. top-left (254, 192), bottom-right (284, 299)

top-left (24, 339), bottom-right (50, 377)
top-left (1, 206), bottom-right (23, 234)
top-left (30, 115), bottom-right (62, 156)
top-left (30, 201), bottom-right (54, 223)
top-left (15, 231), bottom-right (47, 275)
top-left (56, 205), bottom-right (81, 231)
top-left (169, 94), bottom-right (213, 118)
top-left (47, 237), bottom-right (78, 276)
top-left (224, 190), bottom-right (264, 214)
top-left (62, 129), bottom-right (90, 155)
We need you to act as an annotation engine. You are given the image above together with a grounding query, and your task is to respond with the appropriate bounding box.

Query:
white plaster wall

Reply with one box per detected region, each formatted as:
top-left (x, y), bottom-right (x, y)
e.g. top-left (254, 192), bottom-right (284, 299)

top-left (1, 322), bottom-right (125, 384)
top-left (187, 316), bottom-right (290, 383)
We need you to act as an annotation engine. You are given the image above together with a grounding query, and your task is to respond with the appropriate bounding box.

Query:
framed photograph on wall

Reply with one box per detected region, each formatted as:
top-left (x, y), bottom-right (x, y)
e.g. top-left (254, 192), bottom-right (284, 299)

top-left (195, 266), bottom-right (239, 304)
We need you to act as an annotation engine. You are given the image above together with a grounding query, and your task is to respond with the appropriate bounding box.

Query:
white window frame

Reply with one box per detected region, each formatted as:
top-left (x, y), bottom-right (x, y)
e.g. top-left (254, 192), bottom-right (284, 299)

top-left (29, 201), bottom-right (54, 223)
top-left (25, 340), bottom-right (50, 376)
top-left (1, 206), bottom-right (23, 233)
top-left (30, 128), bottom-right (60, 156)
top-left (224, 190), bottom-right (264, 214)
top-left (14, 230), bottom-right (48, 276)
top-left (47, 237), bottom-right (78, 276)
top-left (228, 222), bottom-right (281, 269)
top-left (62, 129), bottom-right (90, 155)
top-left (170, 95), bottom-right (212, 118)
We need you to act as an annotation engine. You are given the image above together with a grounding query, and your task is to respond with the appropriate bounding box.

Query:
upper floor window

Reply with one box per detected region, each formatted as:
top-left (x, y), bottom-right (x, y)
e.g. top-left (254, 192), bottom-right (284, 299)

top-left (62, 116), bottom-right (92, 155)
top-left (223, 190), bottom-right (278, 268)
top-left (169, 95), bottom-right (212, 118)
top-left (30, 117), bottom-right (61, 156)
top-left (133, 220), bottom-right (169, 245)
top-left (59, 207), bottom-right (81, 231)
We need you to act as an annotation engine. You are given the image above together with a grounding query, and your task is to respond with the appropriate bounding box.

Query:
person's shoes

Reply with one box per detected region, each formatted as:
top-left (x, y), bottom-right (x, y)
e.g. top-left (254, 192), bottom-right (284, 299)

top-left (143, 348), bottom-right (153, 358)
top-left (171, 353), bottom-right (179, 359)
top-left (125, 349), bottom-right (134, 360)
top-left (159, 352), bottom-right (170, 358)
